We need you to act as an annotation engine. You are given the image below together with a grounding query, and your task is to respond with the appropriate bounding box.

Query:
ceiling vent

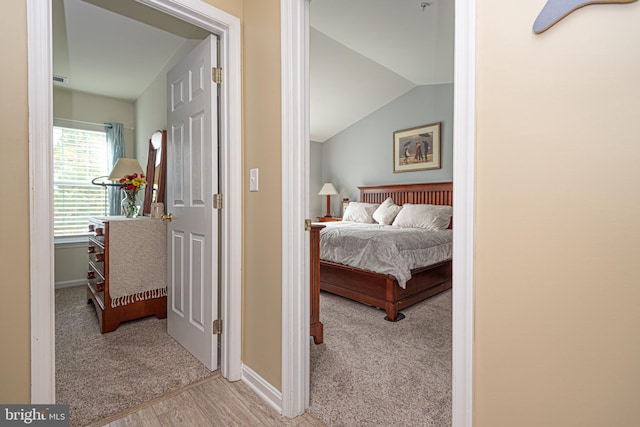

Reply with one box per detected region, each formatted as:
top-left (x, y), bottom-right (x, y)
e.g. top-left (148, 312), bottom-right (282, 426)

top-left (53, 75), bottom-right (68, 84)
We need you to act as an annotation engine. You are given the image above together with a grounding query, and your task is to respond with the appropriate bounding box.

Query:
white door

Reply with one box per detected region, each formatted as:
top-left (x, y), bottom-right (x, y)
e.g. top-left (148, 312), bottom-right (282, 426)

top-left (166, 34), bottom-right (219, 371)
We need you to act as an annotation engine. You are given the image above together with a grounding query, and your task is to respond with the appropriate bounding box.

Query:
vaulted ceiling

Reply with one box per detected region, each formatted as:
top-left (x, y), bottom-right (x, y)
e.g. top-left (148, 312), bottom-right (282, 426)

top-left (53, 0), bottom-right (454, 142)
top-left (310, 0), bottom-right (454, 141)
top-left (52, 0), bottom-right (208, 101)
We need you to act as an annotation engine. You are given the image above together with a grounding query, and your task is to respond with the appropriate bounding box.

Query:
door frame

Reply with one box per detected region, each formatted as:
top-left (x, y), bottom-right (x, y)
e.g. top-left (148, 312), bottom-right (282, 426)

top-left (279, 0), bottom-right (476, 424)
top-left (28, 0), bottom-right (242, 402)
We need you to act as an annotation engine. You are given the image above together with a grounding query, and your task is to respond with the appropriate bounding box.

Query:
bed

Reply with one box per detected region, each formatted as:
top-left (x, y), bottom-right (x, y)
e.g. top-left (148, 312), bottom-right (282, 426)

top-left (318, 182), bottom-right (453, 321)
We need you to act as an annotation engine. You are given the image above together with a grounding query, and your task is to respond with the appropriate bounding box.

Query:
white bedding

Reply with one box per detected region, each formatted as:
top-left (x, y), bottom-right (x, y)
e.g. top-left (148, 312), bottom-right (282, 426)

top-left (319, 221), bottom-right (452, 289)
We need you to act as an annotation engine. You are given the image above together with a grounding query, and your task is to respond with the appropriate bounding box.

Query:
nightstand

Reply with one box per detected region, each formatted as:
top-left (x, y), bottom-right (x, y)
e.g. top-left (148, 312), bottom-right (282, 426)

top-left (317, 216), bottom-right (342, 222)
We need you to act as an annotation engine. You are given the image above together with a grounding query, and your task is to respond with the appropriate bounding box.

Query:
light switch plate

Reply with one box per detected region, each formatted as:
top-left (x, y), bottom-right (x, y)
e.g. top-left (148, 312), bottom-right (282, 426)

top-left (250, 168), bottom-right (259, 192)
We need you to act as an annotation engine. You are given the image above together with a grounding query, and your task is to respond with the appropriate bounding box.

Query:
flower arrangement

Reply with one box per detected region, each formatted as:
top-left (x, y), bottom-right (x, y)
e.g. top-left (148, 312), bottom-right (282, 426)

top-left (118, 173), bottom-right (147, 191)
top-left (118, 173), bottom-right (147, 218)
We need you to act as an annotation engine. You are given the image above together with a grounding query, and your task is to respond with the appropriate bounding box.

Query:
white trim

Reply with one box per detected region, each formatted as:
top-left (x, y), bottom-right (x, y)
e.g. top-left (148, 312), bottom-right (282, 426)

top-left (218, 14), bottom-right (243, 383)
top-left (452, 0), bottom-right (476, 425)
top-left (54, 235), bottom-right (90, 245)
top-left (242, 364), bottom-right (283, 415)
top-left (54, 240), bottom-right (87, 249)
top-left (281, 0), bottom-right (311, 418)
top-left (28, 0), bottom-right (55, 404)
top-left (281, 0), bottom-right (476, 425)
top-left (55, 280), bottom-right (87, 290)
top-left (28, 0), bottom-right (243, 401)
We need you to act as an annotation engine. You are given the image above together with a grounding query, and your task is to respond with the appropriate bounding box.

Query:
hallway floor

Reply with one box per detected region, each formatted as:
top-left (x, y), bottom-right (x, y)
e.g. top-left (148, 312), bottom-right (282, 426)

top-left (90, 373), bottom-right (325, 426)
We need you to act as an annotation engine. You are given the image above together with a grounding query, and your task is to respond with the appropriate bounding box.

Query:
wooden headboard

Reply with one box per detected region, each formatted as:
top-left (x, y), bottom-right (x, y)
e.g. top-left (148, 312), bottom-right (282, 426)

top-left (359, 182), bottom-right (453, 206)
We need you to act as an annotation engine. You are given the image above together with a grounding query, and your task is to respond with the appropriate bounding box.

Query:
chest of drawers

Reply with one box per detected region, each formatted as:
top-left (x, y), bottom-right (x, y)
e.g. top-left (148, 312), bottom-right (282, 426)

top-left (87, 216), bottom-right (167, 333)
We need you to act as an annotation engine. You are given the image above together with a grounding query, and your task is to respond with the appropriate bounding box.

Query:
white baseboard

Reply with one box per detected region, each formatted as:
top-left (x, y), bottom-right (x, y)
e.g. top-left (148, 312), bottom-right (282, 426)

top-left (55, 279), bottom-right (86, 289)
top-left (241, 364), bottom-right (283, 415)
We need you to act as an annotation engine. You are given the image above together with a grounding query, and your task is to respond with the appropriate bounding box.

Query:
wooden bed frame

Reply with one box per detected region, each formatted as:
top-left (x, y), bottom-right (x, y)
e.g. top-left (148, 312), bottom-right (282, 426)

top-left (319, 182), bottom-right (453, 321)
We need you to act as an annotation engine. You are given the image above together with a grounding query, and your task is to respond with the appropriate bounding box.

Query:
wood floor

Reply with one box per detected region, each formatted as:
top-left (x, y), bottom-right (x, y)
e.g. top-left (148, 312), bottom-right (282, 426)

top-left (89, 373), bottom-right (325, 427)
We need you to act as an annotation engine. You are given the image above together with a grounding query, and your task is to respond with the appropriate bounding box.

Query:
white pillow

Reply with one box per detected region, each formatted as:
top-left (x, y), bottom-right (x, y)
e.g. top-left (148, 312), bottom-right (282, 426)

top-left (342, 202), bottom-right (380, 223)
top-left (372, 197), bottom-right (402, 225)
top-left (392, 203), bottom-right (452, 230)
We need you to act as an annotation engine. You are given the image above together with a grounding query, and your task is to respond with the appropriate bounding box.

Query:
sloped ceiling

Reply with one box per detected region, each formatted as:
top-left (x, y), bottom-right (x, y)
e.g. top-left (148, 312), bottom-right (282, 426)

top-left (310, 0), bottom-right (454, 141)
top-left (53, 0), bottom-right (454, 141)
top-left (53, 0), bottom-right (208, 101)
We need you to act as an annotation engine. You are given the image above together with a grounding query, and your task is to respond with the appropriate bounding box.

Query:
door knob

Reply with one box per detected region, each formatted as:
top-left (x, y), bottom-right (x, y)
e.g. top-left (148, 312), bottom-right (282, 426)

top-left (305, 219), bottom-right (311, 231)
top-left (162, 213), bottom-right (173, 222)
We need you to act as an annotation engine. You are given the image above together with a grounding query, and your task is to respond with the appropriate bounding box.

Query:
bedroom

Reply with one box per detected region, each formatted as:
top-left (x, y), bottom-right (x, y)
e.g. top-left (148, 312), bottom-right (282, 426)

top-left (53, 0), bottom-right (454, 424)
top-left (52, 0), bottom-right (209, 291)
top-left (51, 0), bottom-right (221, 423)
top-left (307, 0), bottom-right (454, 424)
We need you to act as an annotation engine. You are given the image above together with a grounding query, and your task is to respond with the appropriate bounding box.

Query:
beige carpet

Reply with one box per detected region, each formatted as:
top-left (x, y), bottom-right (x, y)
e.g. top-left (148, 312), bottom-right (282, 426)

top-left (309, 290), bottom-right (452, 426)
top-left (55, 286), bottom-right (214, 427)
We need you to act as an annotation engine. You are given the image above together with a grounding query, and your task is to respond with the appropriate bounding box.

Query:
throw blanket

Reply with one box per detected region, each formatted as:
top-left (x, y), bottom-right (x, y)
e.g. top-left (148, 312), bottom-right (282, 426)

top-left (108, 218), bottom-right (167, 308)
top-left (320, 222), bottom-right (452, 289)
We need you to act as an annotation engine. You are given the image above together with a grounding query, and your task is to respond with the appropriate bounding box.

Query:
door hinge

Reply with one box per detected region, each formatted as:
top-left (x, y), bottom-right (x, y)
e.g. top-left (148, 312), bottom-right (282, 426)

top-left (212, 67), bottom-right (223, 84)
top-left (213, 193), bottom-right (223, 210)
top-left (212, 319), bottom-right (223, 335)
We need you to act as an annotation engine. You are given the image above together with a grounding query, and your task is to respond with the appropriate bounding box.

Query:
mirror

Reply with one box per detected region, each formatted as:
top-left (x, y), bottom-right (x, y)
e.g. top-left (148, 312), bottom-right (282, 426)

top-left (143, 130), bottom-right (167, 216)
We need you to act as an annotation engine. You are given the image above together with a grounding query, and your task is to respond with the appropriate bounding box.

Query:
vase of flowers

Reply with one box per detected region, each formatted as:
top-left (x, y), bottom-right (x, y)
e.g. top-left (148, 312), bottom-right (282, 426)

top-left (118, 173), bottom-right (147, 218)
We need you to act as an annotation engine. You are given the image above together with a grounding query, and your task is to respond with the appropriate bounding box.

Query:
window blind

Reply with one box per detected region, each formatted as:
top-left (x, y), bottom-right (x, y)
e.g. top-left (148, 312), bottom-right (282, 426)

top-left (53, 126), bottom-right (109, 236)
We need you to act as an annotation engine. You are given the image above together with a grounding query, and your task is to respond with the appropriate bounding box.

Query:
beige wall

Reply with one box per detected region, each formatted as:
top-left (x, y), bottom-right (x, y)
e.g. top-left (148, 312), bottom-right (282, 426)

top-left (205, 0), bottom-right (241, 18)
top-left (475, 1), bottom-right (640, 426)
top-left (0, 0), bottom-right (30, 404)
top-left (241, 0), bottom-right (283, 389)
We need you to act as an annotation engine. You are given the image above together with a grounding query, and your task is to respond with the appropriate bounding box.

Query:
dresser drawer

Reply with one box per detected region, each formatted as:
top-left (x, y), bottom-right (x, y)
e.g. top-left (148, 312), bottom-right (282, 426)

top-left (87, 263), bottom-right (105, 308)
top-left (87, 262), bottom-right (104, 282)
top-left (88, 222), bottom-right (106, 244)
top-left (88, 254), bottom-right (105, 277)
top-left (89, 222), bottom-right (105, 236)
top-left (88, 236), bottom-right (105, 274)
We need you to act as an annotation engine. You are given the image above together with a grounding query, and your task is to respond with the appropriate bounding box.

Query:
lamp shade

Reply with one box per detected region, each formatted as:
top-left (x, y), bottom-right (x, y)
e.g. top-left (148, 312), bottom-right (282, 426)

top-left (108, 158), bottom-right (144, 181)
top-left (318, 183), bottom-right (338, 196)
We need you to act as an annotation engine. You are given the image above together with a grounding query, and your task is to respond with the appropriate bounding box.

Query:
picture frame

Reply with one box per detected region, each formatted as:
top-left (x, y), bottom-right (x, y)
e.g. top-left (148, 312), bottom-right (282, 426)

top-left (393, 122), bottom-right (441, 173)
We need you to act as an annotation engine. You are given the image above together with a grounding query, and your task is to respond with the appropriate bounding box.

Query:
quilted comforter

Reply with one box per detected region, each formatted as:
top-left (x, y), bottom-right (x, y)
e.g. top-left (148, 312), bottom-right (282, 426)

top-left (319, 221), bottom-right (452, 289)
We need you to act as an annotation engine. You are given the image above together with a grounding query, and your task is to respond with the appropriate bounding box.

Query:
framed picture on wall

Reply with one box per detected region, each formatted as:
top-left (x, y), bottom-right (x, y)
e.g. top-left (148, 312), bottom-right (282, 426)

top-left (393, 122), bottom-right (441, 173)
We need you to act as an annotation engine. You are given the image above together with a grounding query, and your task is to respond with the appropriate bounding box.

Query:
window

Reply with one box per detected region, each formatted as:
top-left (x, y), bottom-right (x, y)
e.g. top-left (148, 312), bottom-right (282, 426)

top-left (53, 126), bottom-right (109, 237)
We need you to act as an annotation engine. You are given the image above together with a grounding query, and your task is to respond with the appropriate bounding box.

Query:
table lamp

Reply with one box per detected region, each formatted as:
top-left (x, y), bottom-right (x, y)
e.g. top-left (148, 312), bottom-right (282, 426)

top-left (318, 183), bottom-right (338, 217)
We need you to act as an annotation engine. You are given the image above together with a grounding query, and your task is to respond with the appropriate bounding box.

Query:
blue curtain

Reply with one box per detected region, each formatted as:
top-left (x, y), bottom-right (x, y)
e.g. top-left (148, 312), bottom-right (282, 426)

top-left (105, 123), bottom-right (125, 215)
